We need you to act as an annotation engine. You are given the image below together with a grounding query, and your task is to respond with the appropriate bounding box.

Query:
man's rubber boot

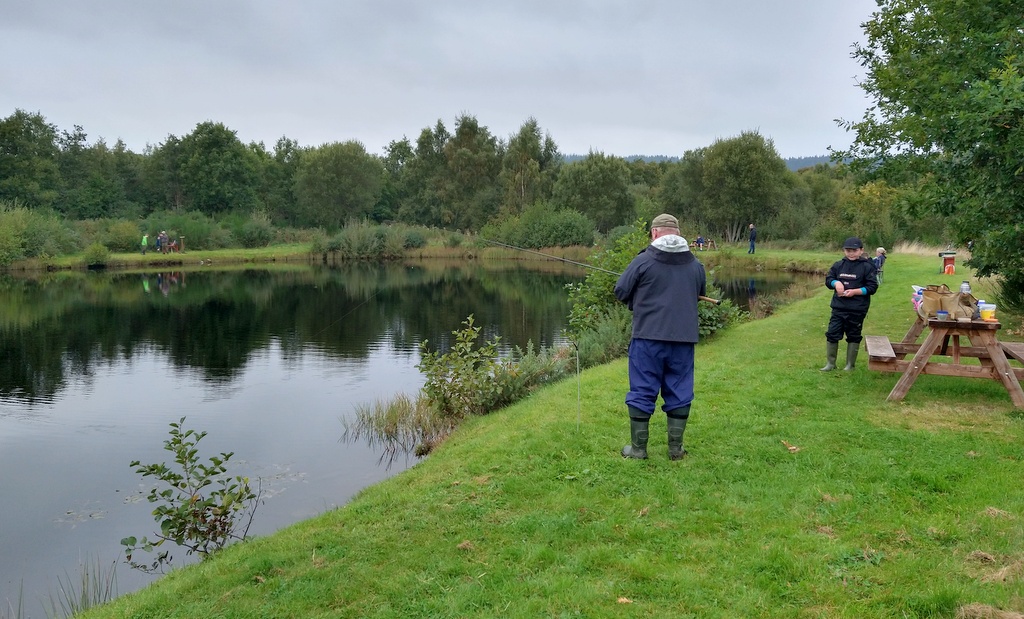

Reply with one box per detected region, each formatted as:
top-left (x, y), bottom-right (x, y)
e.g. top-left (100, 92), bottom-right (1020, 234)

top-left (844, 342), bottom-right (860, 371)
top-left (666, 407), bottom-right (690, 460)
top-left (820, 341), bottom-right (839, 371)
top-left (621, 417), bottom-right (649, 459)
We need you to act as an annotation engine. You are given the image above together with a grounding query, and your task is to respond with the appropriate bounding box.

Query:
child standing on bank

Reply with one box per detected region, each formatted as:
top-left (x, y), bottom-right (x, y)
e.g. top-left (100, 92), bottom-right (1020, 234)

top-left (821, 237), bottom-right (878, 371)
top-left (873, 247), bottom-right (887, 284)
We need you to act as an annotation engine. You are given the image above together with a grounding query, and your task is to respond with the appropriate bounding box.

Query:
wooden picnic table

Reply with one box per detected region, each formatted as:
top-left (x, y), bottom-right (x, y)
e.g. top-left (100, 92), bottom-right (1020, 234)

top-left (865, 315), bottom-right (1024, 408)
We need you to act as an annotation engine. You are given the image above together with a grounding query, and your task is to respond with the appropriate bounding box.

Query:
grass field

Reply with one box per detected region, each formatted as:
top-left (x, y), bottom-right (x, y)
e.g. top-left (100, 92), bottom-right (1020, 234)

top-left (76, 248), bottom-right (1024, 619)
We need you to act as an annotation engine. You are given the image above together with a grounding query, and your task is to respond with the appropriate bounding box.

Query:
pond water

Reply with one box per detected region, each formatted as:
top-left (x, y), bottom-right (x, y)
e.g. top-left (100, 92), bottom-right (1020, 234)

top-left (0, 261), bottom-right (578, 613)
top-left (0, 259), bottom-right (814, 613)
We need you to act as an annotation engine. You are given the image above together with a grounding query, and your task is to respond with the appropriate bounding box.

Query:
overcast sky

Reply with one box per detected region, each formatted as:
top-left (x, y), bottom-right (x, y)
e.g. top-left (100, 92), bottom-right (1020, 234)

top-left (1, 1), bottom-right (877, 159)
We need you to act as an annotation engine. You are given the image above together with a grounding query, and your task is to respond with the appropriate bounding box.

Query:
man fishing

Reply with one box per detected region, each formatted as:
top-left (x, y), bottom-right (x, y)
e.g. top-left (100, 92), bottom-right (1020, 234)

top-left (614, 213), bottom-right (706, 460)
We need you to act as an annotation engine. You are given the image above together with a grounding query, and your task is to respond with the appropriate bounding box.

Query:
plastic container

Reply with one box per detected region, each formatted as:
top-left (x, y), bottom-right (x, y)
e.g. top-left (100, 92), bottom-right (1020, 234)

top-left (936, 310), bottom-right (950, 320)
top-left (980, 304), bottom-right (997, 322)
top-left (960, 280), bottom-right (971, 294)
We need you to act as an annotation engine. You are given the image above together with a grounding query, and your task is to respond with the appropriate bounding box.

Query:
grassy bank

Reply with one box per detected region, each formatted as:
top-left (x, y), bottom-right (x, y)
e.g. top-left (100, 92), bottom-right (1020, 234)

top-left (80, 250), bottom-right (1024, 618)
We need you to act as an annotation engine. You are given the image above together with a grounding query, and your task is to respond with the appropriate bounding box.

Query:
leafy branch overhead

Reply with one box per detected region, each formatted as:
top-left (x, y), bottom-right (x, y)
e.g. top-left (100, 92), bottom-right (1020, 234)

top-left (836, 0), bottom-right (1024, 302)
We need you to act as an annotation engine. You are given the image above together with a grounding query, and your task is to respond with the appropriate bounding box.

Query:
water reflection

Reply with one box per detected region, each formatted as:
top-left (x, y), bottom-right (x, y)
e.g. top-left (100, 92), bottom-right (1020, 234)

top-left (712, 267), bottom-right (818, 318)
top-left (0, 262), bottom-right (577, 405)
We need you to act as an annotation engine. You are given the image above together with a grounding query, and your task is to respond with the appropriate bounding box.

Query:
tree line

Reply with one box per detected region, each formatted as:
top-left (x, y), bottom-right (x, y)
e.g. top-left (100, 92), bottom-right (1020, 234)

top-left (2, 108), bottom-right (943, 253)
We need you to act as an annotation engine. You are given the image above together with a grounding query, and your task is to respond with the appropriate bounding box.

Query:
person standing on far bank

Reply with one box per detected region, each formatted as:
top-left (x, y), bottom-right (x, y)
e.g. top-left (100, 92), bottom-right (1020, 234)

top-left (821, 237), bottom-right (878, 372)
top-left (614, 213), bottom-right (706, 460)
top-left (141, 233), bottom-right (148, 255)
top-left (747, 223), bottom-right (757, 254)
top-left (873, 247), bottom-right (887, 284)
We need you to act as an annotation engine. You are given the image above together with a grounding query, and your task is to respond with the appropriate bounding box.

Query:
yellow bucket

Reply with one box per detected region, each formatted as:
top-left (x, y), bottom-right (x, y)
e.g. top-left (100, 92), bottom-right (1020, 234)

top-left (980, 304), bottom-right (997, 322)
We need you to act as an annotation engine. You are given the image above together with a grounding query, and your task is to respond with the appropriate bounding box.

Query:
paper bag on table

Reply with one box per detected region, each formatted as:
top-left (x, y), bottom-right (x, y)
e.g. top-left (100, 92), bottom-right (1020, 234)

top-left (918, 284), bottom-right (978, 319)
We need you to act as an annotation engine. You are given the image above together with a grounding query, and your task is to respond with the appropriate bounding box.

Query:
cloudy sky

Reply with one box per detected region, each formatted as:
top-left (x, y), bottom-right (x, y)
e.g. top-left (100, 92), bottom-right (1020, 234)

top-left (1, 1), bottom-right (877, 159)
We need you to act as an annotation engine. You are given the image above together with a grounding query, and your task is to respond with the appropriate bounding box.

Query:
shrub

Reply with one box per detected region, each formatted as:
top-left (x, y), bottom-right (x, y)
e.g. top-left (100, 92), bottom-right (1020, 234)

top-left (308, 228), bottom-right (329, 254)
top-left (105, 219), bottom-right (143, 252)
top-left (404, 228), bottom-right (426, 249)
top-left (572, 306), bottom-right (633, 369)
top-left (418, 316), bottom-right (572, 422)
top-left (378, 226), bottom-right (407, 259)
top-left (418, 316), bottom-right (502, 419)
top-left (482, 203), bottom-right (595, 249)
top-left (238, 211), bottom-right (274, 248)
top-left (336, 220), bottom-right (380, 259)
top-left (83, 242), bottom-right (110, 266)
top-left (0, 204), bottom-right (77, 262)
top-left (121, 417), bottom-right (259, 573)
top-left (444, 232), bottom-right (463, 248)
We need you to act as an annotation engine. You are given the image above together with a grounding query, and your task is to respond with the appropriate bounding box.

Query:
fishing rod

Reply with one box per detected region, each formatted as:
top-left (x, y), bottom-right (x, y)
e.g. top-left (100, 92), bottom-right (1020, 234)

top-left (481, 238), bottom-right (721, 305)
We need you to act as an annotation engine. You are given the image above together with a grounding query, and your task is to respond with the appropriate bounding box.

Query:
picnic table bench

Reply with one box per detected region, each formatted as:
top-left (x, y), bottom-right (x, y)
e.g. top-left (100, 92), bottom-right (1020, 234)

top-left (866, 315), bottom-right (1024, 408)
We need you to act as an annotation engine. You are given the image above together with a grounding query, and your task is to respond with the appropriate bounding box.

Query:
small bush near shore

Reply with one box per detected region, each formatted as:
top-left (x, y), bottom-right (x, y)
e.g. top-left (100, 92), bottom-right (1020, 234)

top-left (83, 242), bottom-right (110, 266)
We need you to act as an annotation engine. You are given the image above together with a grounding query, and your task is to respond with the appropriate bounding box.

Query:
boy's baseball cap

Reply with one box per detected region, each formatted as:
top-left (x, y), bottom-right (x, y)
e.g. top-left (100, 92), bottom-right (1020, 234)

top-left (843, 237), bottom-right (864, 249)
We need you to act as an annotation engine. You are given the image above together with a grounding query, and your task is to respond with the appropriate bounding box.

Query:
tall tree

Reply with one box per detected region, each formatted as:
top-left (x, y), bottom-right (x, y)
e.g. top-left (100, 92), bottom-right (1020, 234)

top-left (179, 122), bottom-right (259, 214)
top-left (293, 141), bottom-right (384, 229)
top-left (112, 139), bottom-right (148, 215)
top-left (440, 114), bottom-right (501, 230)
top-left (0, 109), bottom-right (60, 207)
top-left (698, 131), bottom-right (789, 242)
top-left (498, 118), bottom-right (561, 215)
top-left (837, 0), bottom-right (1024, 297)
top-left (398, 120), bottom-right (450, 226)
top-left (553, 152), bottom-right (631, 232)
top-left (379, 137), bottom-right (414, 222)
top-left (141, 135), bottom-right (186, 211)
top-left (658, 148), bottom-right (707, 229)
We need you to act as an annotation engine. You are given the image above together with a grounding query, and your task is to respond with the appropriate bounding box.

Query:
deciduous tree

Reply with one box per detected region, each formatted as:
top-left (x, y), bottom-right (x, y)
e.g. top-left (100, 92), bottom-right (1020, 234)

top-left (837, 0), bottom-right (1024, 298)
top-left (0, 109), bottom-right (60, 207)
top-left (553, 152), bottom-right (632, 232)
top-left (179, 122), bottom-right (259, 214)
top-left (293, 141), bottom-right (384, 229)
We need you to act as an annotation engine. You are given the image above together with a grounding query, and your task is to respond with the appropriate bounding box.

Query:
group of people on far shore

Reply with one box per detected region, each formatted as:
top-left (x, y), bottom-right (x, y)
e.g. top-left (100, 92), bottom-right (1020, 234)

top-left (141, 231), bottom-right (177, 255)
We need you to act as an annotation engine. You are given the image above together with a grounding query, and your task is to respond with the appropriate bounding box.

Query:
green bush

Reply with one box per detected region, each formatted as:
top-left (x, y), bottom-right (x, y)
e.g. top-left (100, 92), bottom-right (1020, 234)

top-left (0, 223), bottom-right (19, 266)
top-left (121, 417), bottom-right (259, 574)
top-left (404, 228), bottom-right (426, 249)
top-left (336, 220), bottom-right (380, 259)
top-left (482, 202), bottom-right (595, 249)
top-left (444, 232), bottom-right (463, 248)
top-left (378, 226), bottom-right (407, 259)
top-left (418, 317), bottom-right (572, 420)
top-left (572, 306), bottom-right (633, 369)
top-left (83, 242), bottom-right (110, 266)
top-left (105, 220), bottom-right (144, 252)
top-left (0, 204), bottom-right (77, 262)
top-left (238, 220), bottom-right (273, 248)
top-left (308, 228), bottom-right (329, 254)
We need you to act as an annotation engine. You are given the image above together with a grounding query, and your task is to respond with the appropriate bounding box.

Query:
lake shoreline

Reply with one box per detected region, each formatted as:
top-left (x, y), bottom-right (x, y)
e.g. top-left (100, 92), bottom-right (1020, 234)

top-left (78, 252), bottom-right (1024, 618)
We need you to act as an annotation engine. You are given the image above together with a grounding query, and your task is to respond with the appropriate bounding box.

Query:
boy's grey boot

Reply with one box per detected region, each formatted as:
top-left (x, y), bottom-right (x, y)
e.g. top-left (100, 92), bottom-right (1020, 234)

top-left (666, 407), bottom-right (690, 460)
top-left (621, 416), bottom-right (649, 459)
top-left (844, 342), bottom-right (860, 371)
top-left (820, 341), bottom-right (839, 371)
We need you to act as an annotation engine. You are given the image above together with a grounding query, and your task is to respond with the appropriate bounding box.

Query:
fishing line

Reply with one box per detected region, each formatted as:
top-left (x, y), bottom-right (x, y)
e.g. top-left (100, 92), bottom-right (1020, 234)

top-left (575, 340), bottom-right (581, 433)
top-left (480, 238), bottom-right (722, 305)
top-left (480, 238), bottom-right (621, 276)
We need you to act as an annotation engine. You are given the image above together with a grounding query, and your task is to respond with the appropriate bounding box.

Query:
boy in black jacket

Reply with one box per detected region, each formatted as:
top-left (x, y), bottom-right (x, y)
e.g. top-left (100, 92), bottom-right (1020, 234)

top-left (821, 237), bottom-right (878, 371)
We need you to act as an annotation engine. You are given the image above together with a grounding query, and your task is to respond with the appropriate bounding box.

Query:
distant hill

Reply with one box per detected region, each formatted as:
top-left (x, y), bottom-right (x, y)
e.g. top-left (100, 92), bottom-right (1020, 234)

top-left (562, 153), bottom-right (835, 170)
top-left (783, 155), bottom-right (833, 171)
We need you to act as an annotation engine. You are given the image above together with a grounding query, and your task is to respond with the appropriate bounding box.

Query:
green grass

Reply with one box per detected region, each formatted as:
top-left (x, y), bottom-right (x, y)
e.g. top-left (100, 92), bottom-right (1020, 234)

top-left (79, 250), bottom-right (1024, 618)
